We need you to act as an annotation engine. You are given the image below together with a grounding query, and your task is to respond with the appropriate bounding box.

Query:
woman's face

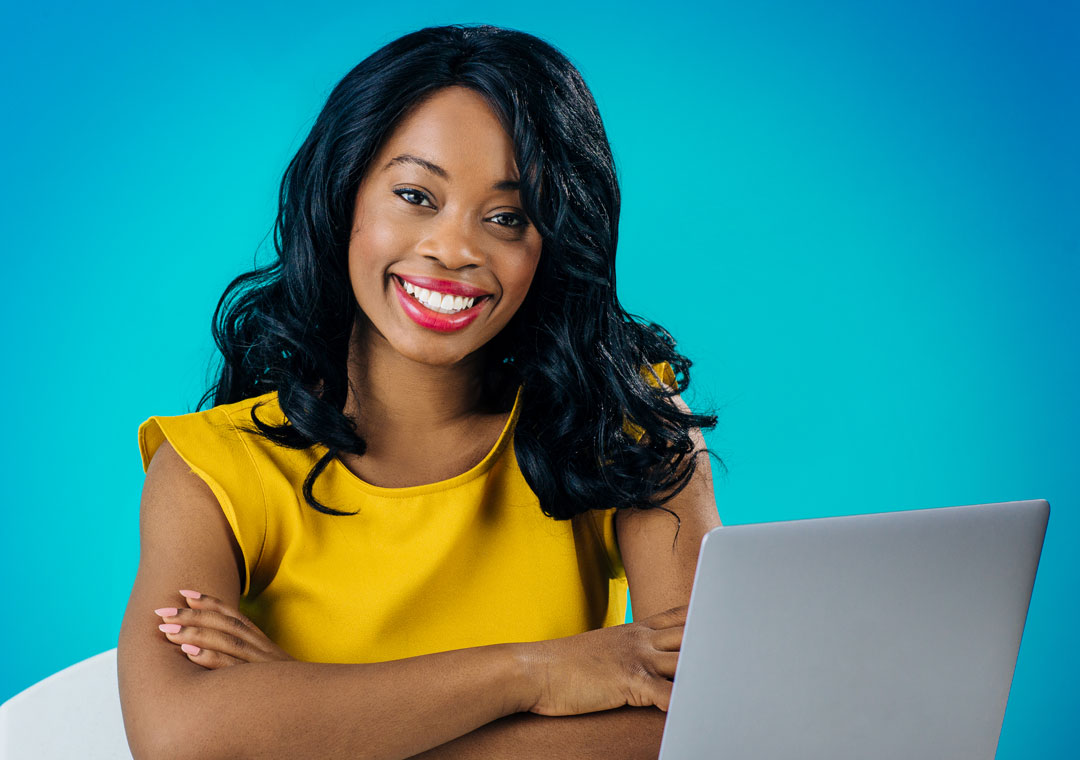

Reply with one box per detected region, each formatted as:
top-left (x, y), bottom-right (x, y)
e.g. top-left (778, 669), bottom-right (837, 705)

top-left (347, 85), bottom-right (543, 367)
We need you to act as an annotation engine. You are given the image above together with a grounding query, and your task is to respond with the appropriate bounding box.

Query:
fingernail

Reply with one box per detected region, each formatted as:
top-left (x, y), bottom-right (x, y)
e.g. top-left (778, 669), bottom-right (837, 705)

top-left (181, 643), bottom-right (201, 655)
top-left (154, 607), bottom-right (178, 617)
top-left (179, 589), bottom-right (202, 599)
top-left (159, 623), bottom-right (182, 634)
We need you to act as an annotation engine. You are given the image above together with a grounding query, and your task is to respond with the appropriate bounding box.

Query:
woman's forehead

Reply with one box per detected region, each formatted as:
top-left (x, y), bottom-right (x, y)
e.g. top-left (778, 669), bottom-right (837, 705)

top-left (376, 88), bottom-right (518, 178)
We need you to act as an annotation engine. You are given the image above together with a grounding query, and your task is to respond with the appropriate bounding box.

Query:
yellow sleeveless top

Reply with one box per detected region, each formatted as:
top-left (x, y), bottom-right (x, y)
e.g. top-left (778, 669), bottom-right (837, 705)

top-left (137, 361), bottom-right (675, 664)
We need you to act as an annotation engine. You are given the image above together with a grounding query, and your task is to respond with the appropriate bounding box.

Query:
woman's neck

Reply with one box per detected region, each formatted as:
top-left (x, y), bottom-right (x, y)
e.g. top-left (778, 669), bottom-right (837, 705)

top-left (341, 319), bottom-right (490, 441)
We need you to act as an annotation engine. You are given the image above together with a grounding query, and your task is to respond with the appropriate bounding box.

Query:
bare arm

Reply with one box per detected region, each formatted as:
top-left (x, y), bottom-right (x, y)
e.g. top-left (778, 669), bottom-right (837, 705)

top-left (118, 439), bottom-right (536, 760)
top-left (166, 644), bottom-right (531, 760)
top-left (405, 705), bottom-right (667, 760)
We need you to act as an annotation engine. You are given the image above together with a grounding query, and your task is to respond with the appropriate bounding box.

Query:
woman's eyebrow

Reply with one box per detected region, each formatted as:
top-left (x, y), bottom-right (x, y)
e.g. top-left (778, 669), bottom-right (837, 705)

top-left (383, 153), bottom-right (520, 191)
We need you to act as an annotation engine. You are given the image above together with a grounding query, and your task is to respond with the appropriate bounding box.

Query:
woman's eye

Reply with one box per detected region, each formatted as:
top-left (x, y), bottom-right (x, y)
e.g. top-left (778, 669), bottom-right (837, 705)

top-left (394, 189), bottom-right (525, 230)
top-left (490, 212), bottom-right (526, 229)
top-left (394, 188), bottom-right (433, 207)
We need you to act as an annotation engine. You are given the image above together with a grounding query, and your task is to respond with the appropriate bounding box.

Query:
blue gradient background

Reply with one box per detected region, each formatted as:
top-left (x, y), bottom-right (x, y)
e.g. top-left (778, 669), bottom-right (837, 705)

top-left (2, 1), bottom-right (1075, 755)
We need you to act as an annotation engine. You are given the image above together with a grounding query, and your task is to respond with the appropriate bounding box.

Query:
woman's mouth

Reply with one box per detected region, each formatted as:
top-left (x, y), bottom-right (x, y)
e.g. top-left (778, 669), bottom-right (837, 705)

top-left (391, 275), bottom-right (491, 333)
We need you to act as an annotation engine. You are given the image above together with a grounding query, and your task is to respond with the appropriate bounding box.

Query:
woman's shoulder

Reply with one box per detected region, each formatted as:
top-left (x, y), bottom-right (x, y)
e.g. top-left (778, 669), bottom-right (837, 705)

top-left (217, 389), bottom-right (287, 430)
top-left (136, 392), bottom-right (278, 599)
top-left (640, 360), bottom-right (676, 389)
top-left (137, 390), bottom-right (282, 474)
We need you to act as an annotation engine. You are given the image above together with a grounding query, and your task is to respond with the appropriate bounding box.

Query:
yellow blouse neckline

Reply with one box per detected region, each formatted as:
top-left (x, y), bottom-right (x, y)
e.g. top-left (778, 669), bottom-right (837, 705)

top-left (327, 384), bottom-right (524, 498)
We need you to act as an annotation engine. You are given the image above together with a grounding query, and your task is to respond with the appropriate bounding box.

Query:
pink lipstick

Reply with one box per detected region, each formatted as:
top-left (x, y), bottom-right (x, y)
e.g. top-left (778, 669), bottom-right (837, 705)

top-left (392, 275), bottom-right (491, 333)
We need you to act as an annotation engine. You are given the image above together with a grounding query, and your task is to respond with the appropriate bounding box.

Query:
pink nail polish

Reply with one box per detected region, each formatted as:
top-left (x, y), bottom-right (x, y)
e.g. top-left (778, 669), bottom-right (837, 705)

top-left (154, 607), bottom-right (178, 617)
top-left (179, 589), bottom-right (202, 599)
top-left (159, 623), bottom-right (182, 634)
top-left (181, 643), bottom-right (201, 655)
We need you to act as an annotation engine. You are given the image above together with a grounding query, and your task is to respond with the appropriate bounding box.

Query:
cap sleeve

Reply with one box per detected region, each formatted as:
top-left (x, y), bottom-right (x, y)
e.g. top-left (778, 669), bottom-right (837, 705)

top-left (620, 361), bottom-right (677, 443)
top-left (138, 406), bottom-right (267, 597)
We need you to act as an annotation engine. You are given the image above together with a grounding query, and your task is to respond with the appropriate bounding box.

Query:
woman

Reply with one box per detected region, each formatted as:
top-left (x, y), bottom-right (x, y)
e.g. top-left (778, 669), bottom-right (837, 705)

top-left (118, 23), bottom-right (723, 760)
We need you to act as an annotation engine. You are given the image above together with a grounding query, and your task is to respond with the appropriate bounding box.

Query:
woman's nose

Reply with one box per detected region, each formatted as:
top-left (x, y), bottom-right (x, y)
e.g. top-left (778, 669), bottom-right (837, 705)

top-left (419, 215), bottom-right (485, 269)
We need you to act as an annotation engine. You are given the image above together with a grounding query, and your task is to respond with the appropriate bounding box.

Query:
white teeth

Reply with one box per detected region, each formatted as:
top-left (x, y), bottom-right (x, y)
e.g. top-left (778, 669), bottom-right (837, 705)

top-left (398, 277), bottom-right (482, 314)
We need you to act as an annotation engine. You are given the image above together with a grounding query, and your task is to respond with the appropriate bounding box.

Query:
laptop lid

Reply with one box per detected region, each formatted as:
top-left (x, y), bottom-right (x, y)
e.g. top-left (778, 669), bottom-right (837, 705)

top-left (657, 499), bottom-right (1049, 760)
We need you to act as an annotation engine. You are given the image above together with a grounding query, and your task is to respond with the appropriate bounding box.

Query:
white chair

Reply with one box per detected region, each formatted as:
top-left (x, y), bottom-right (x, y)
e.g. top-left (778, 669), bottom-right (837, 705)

top-left (0, 648), bottom-right (134, 759)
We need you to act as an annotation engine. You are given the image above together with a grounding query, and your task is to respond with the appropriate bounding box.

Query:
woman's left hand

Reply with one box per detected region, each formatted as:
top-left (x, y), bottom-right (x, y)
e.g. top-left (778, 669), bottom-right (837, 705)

top-left (155, 590), bottom-right (296, 670)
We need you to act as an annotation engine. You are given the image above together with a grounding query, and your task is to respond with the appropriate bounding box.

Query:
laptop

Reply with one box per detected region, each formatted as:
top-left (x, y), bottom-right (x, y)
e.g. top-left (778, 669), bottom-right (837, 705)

top-left (657, 499), bottom-right (1049, 760)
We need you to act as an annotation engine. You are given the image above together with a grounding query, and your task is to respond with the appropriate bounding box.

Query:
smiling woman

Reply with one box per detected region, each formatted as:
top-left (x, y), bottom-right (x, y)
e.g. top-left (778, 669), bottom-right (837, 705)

top-left (118, 22), bottom-right (722, 760)
top-left (346, 87), bottom-right (542, 361)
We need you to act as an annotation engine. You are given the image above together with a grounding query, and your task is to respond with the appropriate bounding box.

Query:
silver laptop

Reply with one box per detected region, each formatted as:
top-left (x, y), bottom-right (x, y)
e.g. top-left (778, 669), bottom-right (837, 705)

top-left (658, 499), bottom-right (1049, 760)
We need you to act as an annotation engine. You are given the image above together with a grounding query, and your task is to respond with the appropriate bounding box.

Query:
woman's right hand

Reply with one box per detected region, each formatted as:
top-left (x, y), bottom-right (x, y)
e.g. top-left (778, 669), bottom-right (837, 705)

top-left (518, 604), bottom-right (687, 716)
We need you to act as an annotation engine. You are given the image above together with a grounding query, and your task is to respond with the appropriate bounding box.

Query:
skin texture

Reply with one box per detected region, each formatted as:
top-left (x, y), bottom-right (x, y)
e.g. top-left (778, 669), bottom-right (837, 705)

top-left (122, 85), bottom-right (723, 759)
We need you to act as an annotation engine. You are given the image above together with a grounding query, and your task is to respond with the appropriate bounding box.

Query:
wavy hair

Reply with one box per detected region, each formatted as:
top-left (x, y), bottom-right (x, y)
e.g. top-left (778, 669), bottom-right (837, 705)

top-left (197, 23), bottom-right (725, 541)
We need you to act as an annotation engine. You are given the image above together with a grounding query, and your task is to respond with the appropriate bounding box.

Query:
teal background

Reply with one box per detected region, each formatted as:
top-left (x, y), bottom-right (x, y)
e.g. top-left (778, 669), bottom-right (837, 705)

top-left (2, 1), bottom-right (1075, 756)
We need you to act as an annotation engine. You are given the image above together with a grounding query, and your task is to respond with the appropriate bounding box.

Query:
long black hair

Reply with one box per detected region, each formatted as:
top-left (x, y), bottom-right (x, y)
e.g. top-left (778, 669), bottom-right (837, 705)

top-left (197, 23), bottom-right (724, 540)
